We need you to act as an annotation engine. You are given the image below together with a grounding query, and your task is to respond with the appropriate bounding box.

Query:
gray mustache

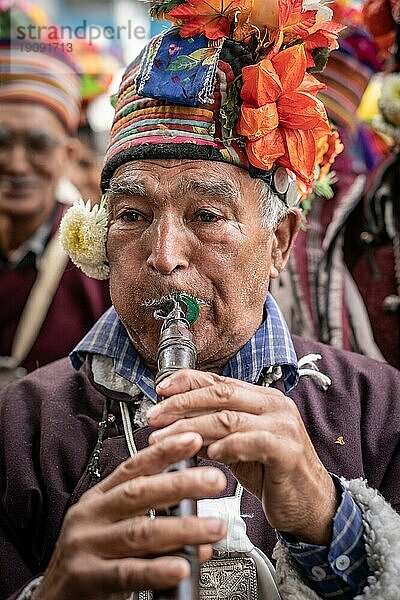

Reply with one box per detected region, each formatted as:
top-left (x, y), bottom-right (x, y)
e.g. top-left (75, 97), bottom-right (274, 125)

top-left (141, 292), bottom-right (210, 308)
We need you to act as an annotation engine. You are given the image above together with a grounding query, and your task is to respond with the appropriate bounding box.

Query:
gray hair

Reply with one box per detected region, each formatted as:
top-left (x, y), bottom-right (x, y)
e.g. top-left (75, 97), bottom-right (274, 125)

top-left (255, 179), bottom-right (293, 230)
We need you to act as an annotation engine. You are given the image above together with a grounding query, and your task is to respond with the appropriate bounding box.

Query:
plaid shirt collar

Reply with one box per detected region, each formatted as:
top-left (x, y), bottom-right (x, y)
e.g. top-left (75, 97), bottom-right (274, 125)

top-left (71, 294), bottom-right (299, 399)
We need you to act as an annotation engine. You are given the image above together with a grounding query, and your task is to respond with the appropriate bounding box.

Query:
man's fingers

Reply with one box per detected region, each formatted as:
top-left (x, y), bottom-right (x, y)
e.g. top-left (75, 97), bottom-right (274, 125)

top-left (149, 409), bottom-right (301, 448)
top-left (98, 555), bottom-right (192, 593)
top-left (87, 466), bottom-right (227, 521)
top-left (156, 369), bottom-right (222, 396)
top-left (90, 432), bottom-right (204, 496)
top-left (149, 378), bottom-right (290, 428)
top-left (207, 430), bottom-right (299, 466)
top-left (89, 515), bottom-right (227, 558)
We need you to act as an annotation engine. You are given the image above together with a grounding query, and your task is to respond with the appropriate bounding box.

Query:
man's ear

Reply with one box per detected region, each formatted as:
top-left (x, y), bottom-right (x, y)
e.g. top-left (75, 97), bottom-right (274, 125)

top-left (269, 209), bottom-right (302, 279)
top-left (63, 137), bottom-right (81, 164)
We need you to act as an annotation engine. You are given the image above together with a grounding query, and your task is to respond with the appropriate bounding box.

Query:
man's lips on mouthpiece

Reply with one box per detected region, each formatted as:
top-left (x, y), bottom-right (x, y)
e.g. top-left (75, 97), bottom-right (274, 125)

top-left (141, 293), bottom-right (211, 308)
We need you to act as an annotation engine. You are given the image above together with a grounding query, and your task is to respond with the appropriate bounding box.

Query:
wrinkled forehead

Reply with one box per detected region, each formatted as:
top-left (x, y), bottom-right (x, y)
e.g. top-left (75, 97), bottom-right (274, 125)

top-left (0, 101), bottom-right (69, 137)
top-left (106, 159), bottom-right (259, 205)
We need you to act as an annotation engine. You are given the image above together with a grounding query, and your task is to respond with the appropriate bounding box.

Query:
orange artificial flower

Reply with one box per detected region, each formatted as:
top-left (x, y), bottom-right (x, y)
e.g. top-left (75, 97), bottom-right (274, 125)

top-left (303, 22), bottom-right (344, 68)
top-left (269, 0), bottom-right (344, 67)
top-left (167, 0), bottom-right (251, 40)
top-left (317, 130), bottom-right (344, 178)
top-left (269, 0), bottom-right (317, 54)
top-left (237, 43), bottom-right (331, 185)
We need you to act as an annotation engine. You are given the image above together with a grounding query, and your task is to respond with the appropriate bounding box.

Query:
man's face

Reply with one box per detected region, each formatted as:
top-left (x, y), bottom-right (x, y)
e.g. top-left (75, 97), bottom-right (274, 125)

top-left (68, 139), bottom-right (102, 203)
top-left (0, 102), bottom-right (74, 221)
top-left (107, 159), bottom-right (299, 372)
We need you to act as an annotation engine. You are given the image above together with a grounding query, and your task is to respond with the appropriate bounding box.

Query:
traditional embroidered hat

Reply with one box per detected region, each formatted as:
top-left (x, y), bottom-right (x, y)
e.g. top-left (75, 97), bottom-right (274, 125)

top-left (0, 45), bottom-right (81, 133)
top-left (0, 2), bottom-right (81, 134)
top-left (101, 0), bottom-right (344, 203)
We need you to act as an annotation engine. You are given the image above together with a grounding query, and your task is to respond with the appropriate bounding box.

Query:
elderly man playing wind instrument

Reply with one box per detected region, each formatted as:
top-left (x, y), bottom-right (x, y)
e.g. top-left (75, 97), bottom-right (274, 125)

top-left (1, 1), bottom-right (400, 599)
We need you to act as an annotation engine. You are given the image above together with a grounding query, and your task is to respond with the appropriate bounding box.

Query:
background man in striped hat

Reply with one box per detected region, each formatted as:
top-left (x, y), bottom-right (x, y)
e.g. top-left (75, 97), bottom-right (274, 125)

top-left (0, 2), bottom-right (110, 386)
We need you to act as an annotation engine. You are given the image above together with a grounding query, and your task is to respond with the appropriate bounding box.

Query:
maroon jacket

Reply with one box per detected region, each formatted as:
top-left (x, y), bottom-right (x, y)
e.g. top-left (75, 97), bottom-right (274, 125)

top-left (0, 203), bottom-right (111, 373)
top-left (0, 336), bottom-right (399, 599)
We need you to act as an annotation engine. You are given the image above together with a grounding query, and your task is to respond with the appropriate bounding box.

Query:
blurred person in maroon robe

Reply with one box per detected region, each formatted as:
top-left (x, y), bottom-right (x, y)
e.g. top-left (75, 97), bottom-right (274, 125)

top-left (0, 5), bottom-right (110, 386)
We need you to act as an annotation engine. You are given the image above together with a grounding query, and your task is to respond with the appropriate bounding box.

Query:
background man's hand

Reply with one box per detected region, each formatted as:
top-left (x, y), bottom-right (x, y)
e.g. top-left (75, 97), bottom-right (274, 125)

top-left (34, 432), bottom-right (227, 600)
top-left (148, 370), bottom-right (339, 546)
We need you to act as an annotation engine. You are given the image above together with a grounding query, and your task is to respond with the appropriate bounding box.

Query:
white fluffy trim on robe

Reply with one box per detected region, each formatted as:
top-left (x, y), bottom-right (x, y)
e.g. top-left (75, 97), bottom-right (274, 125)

top-left (273, 477), bottom-right (400, 599)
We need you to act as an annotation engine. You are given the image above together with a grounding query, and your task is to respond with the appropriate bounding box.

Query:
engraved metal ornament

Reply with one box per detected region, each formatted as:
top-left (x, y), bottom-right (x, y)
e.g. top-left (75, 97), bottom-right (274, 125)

top-left (137, 555), bottom-right (258, 600)
top-left (285, 180), bottom-right (300, 207)
top-left (199, 555), bottom-right (258, 599)
top-left (273, 167), bottom-right (290, 195)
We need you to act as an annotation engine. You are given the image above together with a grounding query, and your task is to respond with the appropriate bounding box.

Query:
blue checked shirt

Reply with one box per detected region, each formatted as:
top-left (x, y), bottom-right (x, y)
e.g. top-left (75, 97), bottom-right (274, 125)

top-left (71, 294), bottom-right (369, 598)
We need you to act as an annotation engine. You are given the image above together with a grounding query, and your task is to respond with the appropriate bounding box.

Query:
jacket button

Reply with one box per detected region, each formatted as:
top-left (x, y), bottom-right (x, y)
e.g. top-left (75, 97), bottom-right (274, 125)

top-left (311, 566), bottom-right (326, 580)
top-left (335, 555), bottom-right (351, 571)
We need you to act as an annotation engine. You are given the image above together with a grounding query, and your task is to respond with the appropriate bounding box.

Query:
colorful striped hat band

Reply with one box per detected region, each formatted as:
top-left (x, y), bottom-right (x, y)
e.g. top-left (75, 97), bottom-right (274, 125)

top-left (0, 44), bottom-right (81, 134)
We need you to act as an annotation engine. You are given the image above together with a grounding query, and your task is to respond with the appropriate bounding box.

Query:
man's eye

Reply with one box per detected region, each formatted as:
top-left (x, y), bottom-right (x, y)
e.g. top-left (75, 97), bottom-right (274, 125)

top-left (27, 133), bottom-right (59, 152)
top-left (0, 130), bottom-right (11, 147)
top-left (119, 210), bottom-right (144, 223)
top-left (195, 211), bottom-right (222, 223)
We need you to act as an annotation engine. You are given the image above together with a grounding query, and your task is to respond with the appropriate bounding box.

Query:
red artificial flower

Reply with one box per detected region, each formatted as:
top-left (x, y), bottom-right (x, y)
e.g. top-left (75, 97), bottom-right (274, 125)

top-left (237, 43), bottom-right (331, 185)
top-left (270, 0), bottom-right (344, 67)
top-left (167, 0), bottom-right (251, 40)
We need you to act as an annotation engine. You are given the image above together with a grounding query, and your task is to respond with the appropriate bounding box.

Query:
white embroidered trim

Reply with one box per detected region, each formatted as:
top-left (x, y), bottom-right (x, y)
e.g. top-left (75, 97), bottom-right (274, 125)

top-left (273, 477), bottom-right (400, 599)
top-left (298, 354), bottom-right (332, 390)
top-left (15, 576), bottom-right (43, 599)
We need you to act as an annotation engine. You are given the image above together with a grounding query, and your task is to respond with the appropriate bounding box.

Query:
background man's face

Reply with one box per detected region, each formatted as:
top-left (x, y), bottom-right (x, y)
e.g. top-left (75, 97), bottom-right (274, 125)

top-left (68, 139), bottom-right (102, 203)
top-left (107, 159), bottom-right (293, 372)
top-left (0, 102), bottom-right (73, 222)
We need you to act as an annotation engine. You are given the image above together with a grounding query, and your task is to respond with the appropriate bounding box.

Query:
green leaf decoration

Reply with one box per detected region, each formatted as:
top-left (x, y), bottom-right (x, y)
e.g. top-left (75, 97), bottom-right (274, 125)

top-left (188, 47), bottom-right (216, 62)
top-left (220, 76), bottom-right (242, 138)
top-left (193, 126), bottom-right (211, 134)
top-left (313, 171), bottom-right (337, 199)
top-left (166, 55), bottom-right (198, 71)
top-left (300, 193), bottom-right (314, 218)
top-left (149, 0), bottom-right (186, 19)
top-left (301, 170), bottom-right (338, 218)
top-left (110, 93), bottom-right (118, 108)
top-left (203, 54), bottom-right (217, 66)
top-left (308, 47), bottom-right (330, 73)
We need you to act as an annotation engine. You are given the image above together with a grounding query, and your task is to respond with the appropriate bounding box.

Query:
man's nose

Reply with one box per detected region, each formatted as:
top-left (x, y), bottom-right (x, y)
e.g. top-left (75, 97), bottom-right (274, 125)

top-left (6, 143), bottom-right (33, 174)
top-left (146, 216), bottom-right (190, 275)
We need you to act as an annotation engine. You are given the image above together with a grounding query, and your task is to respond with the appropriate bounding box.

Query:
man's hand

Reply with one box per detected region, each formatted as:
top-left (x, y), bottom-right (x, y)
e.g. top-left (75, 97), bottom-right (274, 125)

top-left (148, 370), bottom-right (339, 546)
top-left (34, 432), bottom-right (227, 600)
